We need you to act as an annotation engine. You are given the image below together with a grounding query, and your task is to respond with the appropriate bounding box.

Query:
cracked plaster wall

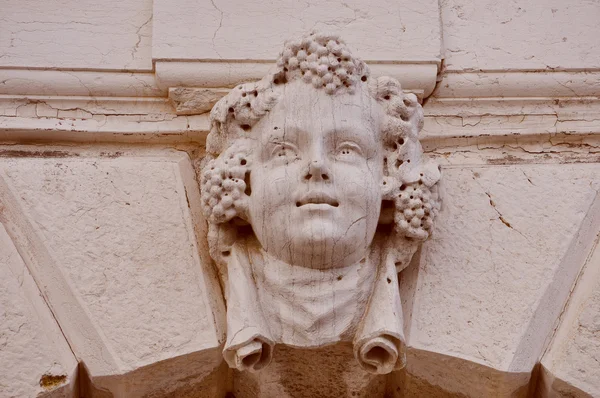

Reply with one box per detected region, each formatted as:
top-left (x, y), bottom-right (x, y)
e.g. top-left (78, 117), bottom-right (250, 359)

top-left (440, 0), bottom-right (600, 71)
top-left (0, 0), bottom-right (153, 70)
top-left (0, 223), bottom-right (78, 398)
top-left (152, 0), bottom-right (441, 61)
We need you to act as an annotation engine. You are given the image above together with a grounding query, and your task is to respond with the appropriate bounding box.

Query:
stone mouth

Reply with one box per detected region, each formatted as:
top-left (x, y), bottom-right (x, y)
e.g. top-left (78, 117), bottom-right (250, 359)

top-left (296, 192), bottom-right (339, 207)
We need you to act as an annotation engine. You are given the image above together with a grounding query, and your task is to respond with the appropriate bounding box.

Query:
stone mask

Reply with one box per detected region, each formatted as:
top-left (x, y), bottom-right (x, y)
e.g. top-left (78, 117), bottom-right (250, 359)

top-left (248, 80), bottom-right (384, 269)
top-left (199, 31), bottom-right (442, 375)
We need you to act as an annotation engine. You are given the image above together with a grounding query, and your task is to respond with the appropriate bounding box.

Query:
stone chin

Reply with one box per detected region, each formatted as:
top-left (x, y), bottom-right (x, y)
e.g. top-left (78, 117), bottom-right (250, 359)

top-left (277, 207), bottom-right (374, 269)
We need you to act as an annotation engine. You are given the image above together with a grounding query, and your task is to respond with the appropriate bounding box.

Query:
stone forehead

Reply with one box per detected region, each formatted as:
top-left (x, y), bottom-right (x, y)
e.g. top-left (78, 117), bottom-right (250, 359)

top-left (207, 82), bottom-right (383, 156)
top-left (206, 31), bottom-right (419, 157)
top-left (262, 80), bottom-right (382, 124)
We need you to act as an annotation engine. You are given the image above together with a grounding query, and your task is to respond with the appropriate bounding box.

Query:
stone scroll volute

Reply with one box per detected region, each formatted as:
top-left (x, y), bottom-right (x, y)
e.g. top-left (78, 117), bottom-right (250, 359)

top-left (198, 31), bottom-right (442, 377)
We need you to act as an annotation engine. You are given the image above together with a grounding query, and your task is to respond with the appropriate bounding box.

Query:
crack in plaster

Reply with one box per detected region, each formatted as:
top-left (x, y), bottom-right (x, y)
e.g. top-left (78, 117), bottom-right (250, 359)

top-left (130, 16), bottom-right (152, 63)
top-left (484, 191), bottom-right (516, 231)
top-left (209, 0), bottom-right (224, 59)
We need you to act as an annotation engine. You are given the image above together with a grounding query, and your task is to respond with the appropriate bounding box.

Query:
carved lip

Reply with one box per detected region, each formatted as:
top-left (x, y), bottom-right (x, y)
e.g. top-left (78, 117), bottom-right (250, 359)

top-left (296, 191), bottom-right (339, 208)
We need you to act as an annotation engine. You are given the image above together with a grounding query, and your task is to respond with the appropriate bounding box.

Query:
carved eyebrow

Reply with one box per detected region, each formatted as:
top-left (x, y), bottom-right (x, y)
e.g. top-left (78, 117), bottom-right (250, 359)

top-left (267, 140), bottom-right (296, 147)
top-left (336, 140), bottom-right (363, 149)
top-left (328, 127), bottom-right (373, 149)
top-left (264, 134), bottom-right (298, 151)
top-left (264, 133), bottom-right (283, 141)
top-left (264, 127), bottom-right (302, 143)
top-left (264, 136), bottom-right (287, 145)
top-left (266, 134), bottom-right (296, 143)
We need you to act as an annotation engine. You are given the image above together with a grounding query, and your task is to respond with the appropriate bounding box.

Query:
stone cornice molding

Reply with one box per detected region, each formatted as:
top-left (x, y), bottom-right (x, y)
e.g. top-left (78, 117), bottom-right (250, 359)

top-left (155, 60), bottom-right (438, 99)
top-left (2, 94), bottom-right (599, 155)
top-left (0, 61), bottom-right (438, 98)
top-left (436, 70), bottom-right (600, 98)
top-left (0, 69), bottom-right (162, 97)
top-left (2, 66), bottom-right (599, 100)
top-left (421, 97), bottom-right (600, 149)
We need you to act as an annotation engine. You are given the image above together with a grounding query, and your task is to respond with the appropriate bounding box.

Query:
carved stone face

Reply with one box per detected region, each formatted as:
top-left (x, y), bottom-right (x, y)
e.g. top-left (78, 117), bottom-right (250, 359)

top-left (248, 81), bottom-right (384, 269)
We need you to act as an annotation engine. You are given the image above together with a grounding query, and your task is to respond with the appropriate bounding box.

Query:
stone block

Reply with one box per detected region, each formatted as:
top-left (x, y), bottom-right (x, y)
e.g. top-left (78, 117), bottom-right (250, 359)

top-left (152, 0), bottom-right (441, 62)
top-left (0, 0), bottom-right (153, 70)
top-left (0, 148), bottom-right (226, 397)
top-left (0, 223), bottom-right (78, 398)
top-left (441, 0), bottom-right (600, 71)
top-left (539, 233), bottom-right (600, 397)
top-left (391, 164), bottom-right (600, 396)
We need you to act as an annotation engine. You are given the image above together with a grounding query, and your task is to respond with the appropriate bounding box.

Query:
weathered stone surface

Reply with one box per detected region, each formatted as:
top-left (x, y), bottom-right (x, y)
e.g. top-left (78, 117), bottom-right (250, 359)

top-left (0, 0), bottom-right (153, 70)
top-left (440, 0), bottom-right (600, 71)
top-left (169, 87), bottom-right (229, 115)
top-left (152, 0), bottom-right (441, 62)
top-left (0, 223), bottom-right (78, 398)
top-left (539, 235), bottom-right (600, 397)
top-left (397, 164), bottom-right (600, 395)
top-left (434, 0), bottom-right (600, 99)
top-left (0, 148), bottom-right (226, 397)
top-left (233, 343), bottom-right (386, 398)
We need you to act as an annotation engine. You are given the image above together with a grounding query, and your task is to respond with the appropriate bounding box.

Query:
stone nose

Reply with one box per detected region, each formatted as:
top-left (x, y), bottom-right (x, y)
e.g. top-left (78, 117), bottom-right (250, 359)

top-left (304, 159), bottom-right (331, 181)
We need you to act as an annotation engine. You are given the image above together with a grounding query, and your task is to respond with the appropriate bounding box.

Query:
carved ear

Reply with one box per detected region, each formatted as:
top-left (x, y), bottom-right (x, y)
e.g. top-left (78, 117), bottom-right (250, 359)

top-left (379, 176), bottom-right (398, 225)
top-left (379, 200), bottom-right (395, 225)
top-left (381, 175), bottom-right (397, 200)
top-left (207, 222), bottom-right (237, 279)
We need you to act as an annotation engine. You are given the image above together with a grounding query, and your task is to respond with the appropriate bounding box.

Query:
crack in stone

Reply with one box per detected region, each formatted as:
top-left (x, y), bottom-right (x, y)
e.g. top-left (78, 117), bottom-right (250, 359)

top-left (209, 0), bottom-right (224, 59)
top-left (130, 15), bottom-right (153, 63)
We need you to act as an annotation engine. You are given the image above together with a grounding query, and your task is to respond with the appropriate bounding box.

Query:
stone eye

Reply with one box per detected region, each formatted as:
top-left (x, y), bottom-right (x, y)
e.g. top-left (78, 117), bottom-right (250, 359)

top-left (271, 143), bottom-right (298, 161)
top-left (336, 142), bottom-right (363, 158)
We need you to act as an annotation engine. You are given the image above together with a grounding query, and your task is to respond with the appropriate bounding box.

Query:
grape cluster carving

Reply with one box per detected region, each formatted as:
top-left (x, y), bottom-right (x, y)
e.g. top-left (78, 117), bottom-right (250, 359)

top-left (277, 31), bottom-right (369, 95)
top-left (200, 141), bottom-right (252, 224)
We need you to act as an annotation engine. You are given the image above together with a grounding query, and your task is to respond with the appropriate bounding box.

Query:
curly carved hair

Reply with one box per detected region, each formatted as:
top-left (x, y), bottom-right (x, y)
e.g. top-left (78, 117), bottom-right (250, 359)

top-left (200, 31), bottom-right (441, 266)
